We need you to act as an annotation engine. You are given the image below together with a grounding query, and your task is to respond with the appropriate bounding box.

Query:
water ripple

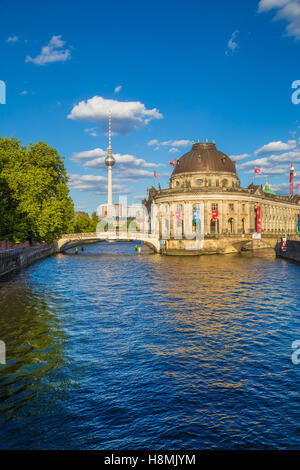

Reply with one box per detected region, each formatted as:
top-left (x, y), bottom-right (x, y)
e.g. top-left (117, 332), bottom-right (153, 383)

top-left (0, 242), bottom-right (300, 449)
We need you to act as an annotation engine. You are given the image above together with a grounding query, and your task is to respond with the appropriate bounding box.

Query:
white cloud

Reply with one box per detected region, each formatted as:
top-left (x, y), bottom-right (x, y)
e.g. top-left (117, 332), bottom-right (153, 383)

top-left (258, 0), bottom-right (300, 39)
top-left (6, 36), bottom-right (18, 43)
top-left (258, 0), bottom-right (289, 12)
top-left (71, 141), bottom-right (168, 202)
top-left (71, 147), bottom-right (165, 193)
top-left (238, 157), bottom-right (271, 169)
top-left (114, 85), bottom-right (122, 93)
top-left (68, 96), bottom-right (163, 134)
top-left (69, 174), bottom-right (131, 194)
top-left (72, 148), bottom-right (107, 160)
top-left (269, 181), bottom-right (297, 193)
top-left (229, 153), bottom-right (249, 161)
top-left (238, 150), bottom-right (300, 172)
top-left (72, 147), bottom-right (165, 188)
top-left (69, 174), bottom-right (106, 191)
top-left (268, 149), bottom-right (300, 162)
top-left (244, 166), bottom-right (288, 175)
top-left (83, 152), bottom-right (165, 170)
top-left (20, 90), bottom-right (28, 95)
top-left (255, 140), bottom-right (296, 155)
top-left (84, 127), bottom-right (98, 137)
top-left (113, 168), bottom-right (156, 181)
top-left (73, 147), bottom-right (164, 169)
top-left (25, 35), bottom-right (71, 65)
top-left (226, 30), bottom-right (239, 55)
top-left (169, 139), bottom-right (191, 147)
top-left (147, 139), bottom-right (159, 146)
top-left (148, 138), bottom-right (191, 150)
top-left (169, 147), bottom-right (179, 153)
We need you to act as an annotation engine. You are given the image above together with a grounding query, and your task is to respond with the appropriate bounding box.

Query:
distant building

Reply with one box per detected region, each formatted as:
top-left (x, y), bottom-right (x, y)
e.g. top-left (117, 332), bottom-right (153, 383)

top-left (75, 211), bottom-right (88, 216)
top-left (101, 203), bottom-right (123, 217)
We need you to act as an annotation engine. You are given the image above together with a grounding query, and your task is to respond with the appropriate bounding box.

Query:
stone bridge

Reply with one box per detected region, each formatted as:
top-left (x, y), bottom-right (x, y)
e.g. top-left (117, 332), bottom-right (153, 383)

top-left (202, 234), bottom-right (281, 254)
top-left (54, 232), bottom-right (161, 253)
top-left (54, 232), bottom-right (282, 256)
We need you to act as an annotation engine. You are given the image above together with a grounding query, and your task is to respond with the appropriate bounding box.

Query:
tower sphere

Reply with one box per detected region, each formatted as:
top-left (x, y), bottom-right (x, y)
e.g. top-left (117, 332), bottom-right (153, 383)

top-left (105, 152), bottom-right (116, 167)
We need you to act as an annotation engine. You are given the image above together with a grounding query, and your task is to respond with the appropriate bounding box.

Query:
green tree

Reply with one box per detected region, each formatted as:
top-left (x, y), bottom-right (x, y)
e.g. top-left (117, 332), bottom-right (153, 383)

top-left (68, 212), bottom-right (98, 233)
top-left (0, 137), bottom-right (74, 244)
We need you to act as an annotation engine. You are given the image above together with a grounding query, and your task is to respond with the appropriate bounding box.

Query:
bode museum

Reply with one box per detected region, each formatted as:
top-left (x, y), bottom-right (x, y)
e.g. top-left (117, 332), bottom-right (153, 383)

top-left (143, 141), bottom-right (300, 254)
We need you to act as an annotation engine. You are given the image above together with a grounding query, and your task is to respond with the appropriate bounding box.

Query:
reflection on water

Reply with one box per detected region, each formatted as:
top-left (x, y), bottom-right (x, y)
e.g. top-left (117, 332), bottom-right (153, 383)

top-left (0, 242), bottom-right (300, 449)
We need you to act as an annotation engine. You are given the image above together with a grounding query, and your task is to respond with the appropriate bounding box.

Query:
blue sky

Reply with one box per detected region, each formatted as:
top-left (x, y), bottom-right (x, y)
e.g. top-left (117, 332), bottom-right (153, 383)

top-left (1, 0), bottom-right (300, 213)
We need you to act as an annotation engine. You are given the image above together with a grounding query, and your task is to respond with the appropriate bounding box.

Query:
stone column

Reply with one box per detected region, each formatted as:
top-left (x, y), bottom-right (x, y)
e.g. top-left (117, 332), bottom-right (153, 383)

top-left (220, 199), bottom-right (223, 234)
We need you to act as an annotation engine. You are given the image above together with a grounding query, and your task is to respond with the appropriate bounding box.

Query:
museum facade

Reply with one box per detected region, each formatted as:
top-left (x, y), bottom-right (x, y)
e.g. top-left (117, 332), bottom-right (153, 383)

top-left (143, 142), bottom-right (300, 254)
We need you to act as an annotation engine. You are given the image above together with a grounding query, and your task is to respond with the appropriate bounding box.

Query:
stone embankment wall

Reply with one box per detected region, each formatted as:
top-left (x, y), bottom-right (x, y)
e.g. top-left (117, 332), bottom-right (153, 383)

top-left (0, 240), bottom-right (30, 250)
top-left (276, 240), bottom-right (300, 263)
top-left (0, 245), bottom-right (54, 278)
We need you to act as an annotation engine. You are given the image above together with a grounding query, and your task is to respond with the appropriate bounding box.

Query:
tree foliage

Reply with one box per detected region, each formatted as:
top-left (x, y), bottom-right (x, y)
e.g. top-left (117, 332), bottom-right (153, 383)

top-left (67, 212), bottom-right (99, 233)
top-left (0, 137), bottom-right (74, 244)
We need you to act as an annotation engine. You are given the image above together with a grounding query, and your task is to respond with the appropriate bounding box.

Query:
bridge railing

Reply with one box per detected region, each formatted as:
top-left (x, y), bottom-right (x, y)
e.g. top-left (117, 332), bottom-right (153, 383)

top-left (60, 231), bottom-right (158, 240)
top-left (60, 233), bottom-right (98, 239)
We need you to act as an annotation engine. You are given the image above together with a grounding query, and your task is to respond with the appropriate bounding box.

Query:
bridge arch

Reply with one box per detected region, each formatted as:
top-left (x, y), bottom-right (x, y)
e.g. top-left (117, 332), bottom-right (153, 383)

top-left (55, 233), bottom-right (160, 254)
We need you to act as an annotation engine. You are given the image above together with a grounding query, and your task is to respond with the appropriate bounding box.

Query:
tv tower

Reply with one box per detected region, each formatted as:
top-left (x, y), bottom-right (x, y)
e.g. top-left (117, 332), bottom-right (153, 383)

top-left (105, 111), bottom-right (115, 205)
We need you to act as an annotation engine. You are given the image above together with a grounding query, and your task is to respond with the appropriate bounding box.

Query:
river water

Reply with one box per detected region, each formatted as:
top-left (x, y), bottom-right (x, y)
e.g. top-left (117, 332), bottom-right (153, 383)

top-left (0, 242), bottom-right (300, 449)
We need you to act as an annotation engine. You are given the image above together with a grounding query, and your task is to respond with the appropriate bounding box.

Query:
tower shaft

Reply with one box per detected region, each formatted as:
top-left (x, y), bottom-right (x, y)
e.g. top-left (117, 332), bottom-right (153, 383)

top-left (108, 166), bottom-right (112, 205)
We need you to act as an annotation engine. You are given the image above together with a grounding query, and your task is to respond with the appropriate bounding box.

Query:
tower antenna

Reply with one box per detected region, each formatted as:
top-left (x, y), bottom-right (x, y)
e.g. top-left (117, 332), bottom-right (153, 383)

top-left (109, 110), bottom-right (111, 149)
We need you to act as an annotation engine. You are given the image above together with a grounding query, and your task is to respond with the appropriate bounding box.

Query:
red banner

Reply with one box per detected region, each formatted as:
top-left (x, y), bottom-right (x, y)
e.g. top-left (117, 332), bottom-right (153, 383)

top-left (290, 165), bottom-right (294, 196)
top-left (256, 206), bottom-right (261, 233)
top-left (212, 210), bottom-right (218, 223)
top-left (175, 211), bottom-right (182, 224)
